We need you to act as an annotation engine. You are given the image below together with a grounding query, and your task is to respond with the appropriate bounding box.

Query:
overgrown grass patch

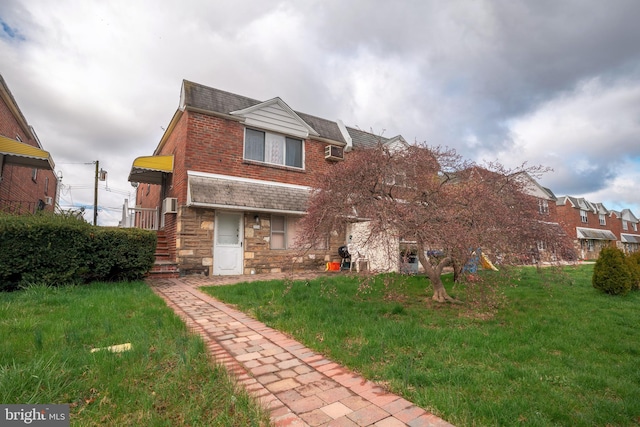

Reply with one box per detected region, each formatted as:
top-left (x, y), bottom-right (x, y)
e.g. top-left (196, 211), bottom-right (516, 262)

top-left (203, 265), bottom-right (640, 427)
top-left (0, 282), bottom-right (270, 426)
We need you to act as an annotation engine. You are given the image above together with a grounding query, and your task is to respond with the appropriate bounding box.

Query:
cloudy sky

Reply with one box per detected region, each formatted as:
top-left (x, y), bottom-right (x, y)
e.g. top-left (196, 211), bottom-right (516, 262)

top-left (1, 0), bottom-right (639, 225)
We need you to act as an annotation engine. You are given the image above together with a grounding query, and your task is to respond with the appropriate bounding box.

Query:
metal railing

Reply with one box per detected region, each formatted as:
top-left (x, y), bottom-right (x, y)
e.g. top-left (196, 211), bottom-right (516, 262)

top-left (120, 200), bottom-right (158, 230)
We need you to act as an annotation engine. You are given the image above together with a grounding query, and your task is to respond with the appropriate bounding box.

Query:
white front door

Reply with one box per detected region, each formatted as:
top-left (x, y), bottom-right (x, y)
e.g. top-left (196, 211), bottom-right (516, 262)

top-left (213, 212), bottom-right (244, 275)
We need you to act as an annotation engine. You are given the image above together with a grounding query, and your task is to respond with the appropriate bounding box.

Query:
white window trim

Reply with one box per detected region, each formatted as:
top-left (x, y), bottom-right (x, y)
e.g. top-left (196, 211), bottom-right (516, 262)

top-left (538, 199), bottom-right (549, 214)
top-left (599, 214), bottom-right (606, 226)
top-left (580, 210), bottom-right (588, 223)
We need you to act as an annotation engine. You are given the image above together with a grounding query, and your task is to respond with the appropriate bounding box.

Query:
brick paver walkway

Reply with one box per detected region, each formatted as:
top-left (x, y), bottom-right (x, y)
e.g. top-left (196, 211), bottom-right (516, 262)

top-left (149, 274), bottom-right (454, 427)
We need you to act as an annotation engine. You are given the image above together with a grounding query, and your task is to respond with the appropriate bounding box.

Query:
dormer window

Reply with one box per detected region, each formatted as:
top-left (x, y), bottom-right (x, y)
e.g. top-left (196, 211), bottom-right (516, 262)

top-left (244, 128), bottom-right (303, 169)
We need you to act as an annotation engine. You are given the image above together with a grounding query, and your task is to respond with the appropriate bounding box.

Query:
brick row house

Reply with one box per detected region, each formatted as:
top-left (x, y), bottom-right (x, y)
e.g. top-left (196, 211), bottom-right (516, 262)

top-left (555, 196), bottom-right (639, 259)
top-left (518, 174), bottom-right (570, 263)
top-left (126, 80), bottom-right (637, 276)
top-left (0, 74), bottom-right (57, 214)
top-left (127, 80), bottom-right (409, 276)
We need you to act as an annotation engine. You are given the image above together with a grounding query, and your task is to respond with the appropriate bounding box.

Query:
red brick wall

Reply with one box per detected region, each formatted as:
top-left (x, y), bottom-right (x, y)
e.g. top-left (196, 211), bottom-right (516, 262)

top-left (609, 211), bottom-right (622, 238)
top-left (137, 109), bottom-right (343, 274)
top-left (182, 111), bottom-right (335, 187)
top-left (0, 95), bottom-right (57, 214)
top-left (555, 203), bottom-right (619, 259)
top-left (137, 110), bottom-right (339, 209)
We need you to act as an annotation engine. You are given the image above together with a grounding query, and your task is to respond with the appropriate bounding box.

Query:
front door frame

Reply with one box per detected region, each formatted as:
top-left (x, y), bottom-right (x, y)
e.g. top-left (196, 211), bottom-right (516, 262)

top-left (213, 211), bottom-right (244, 275)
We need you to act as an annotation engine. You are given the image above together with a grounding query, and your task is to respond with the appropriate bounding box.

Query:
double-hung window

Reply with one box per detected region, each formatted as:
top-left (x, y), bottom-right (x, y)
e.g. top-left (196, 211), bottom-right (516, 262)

top-left (580, 210), bottom-right (588, 223)
top-left (245, 128), bottom-right (303, 168)
top-left (623, 220), bottom-right (628, 231)
top-left (599, 214), bottom-right (606, 226)
top-left (538, 199), bottom-right (549, 214)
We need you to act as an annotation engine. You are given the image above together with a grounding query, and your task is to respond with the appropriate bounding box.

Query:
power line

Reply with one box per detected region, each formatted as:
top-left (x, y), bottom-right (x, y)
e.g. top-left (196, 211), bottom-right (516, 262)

top-left (56, 162), bottom-right (95, 165)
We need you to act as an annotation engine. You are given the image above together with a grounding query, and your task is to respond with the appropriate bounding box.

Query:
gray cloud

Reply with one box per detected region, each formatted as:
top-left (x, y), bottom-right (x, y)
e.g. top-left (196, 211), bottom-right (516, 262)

top-left (0, 0), bottom-right (639, 224)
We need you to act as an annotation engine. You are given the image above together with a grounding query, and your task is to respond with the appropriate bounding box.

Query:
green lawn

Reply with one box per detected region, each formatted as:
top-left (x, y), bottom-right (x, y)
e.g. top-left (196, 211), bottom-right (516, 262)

top-left (203, 265), bottom-right (640, 427)
top-left (0, 281), bottom-right (270, 426)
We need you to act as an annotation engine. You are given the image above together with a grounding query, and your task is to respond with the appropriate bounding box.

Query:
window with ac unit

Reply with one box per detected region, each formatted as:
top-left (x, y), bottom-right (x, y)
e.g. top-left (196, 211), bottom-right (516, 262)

top-left (244, 128), bottom-right (303, 169)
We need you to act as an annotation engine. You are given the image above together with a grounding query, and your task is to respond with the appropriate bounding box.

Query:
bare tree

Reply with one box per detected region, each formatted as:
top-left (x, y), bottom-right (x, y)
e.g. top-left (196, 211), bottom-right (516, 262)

top-left (299, 142), bottom-right (575, 303)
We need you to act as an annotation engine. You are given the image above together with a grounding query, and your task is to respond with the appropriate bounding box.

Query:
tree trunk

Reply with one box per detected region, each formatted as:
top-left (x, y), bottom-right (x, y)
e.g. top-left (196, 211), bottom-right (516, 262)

top-left (452, 259), bottom-right (463, 283)
top-left (417, 250), bottom-right (456, 303)
top-left (431, 279), bottom-right (451, 302)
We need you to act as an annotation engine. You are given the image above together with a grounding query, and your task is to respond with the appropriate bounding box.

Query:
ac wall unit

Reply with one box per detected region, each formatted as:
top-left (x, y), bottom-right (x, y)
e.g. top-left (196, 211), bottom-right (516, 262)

top-left (163, 197), bottom-right (178, 214)
top-left (324, 145), bottom-right (344, 161)
top-left (44, 196), bottom-right (53, 205)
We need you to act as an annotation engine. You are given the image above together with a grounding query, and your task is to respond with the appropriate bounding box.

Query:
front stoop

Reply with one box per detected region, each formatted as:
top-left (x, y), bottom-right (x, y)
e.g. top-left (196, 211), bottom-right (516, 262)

top-left (147, 230), bottom-right (179, 279)
top-left (148, 260), bottom-right (180, 279)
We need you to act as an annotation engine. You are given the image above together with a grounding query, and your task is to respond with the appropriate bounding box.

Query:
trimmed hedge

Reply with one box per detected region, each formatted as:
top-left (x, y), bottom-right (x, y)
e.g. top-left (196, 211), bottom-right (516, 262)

top-left (626, 251), bottom-right (640, 291)
top-left (592, 246), bottom-right (632, 295)
top-left (0, 213), bottom-right (156, 291)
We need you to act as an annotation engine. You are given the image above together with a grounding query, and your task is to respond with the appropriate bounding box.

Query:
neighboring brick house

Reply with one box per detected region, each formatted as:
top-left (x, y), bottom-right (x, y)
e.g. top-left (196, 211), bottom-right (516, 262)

top-left (127, 80), bottom-right (405, 275)
top-left (555, 196), bottom-right (621, 260)
top-left (610, 208), bottom-right (640, 254)
top-left (0, 74), bottom-right (57, 214)
top-left (519, 173), bottom-right (573, 262)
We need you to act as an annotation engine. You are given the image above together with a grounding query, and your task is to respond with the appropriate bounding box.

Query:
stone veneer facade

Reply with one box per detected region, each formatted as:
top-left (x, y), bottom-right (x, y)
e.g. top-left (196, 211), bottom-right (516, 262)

top-left (175, 206), bottom-right (345, 276)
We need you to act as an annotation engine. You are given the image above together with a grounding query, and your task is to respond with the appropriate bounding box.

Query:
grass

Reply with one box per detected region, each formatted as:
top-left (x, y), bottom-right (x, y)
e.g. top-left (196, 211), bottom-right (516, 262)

top-left (0, 281), bottom-right (270, 426)
top-left (203, 265), bottom-right (640, 427)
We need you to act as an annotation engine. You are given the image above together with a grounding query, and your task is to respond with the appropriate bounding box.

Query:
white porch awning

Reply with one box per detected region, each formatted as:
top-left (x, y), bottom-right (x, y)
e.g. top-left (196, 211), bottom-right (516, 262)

top-left (621, 233), bottom-right (640, 244)
top-left (576, 227), bottom-right (617, 240)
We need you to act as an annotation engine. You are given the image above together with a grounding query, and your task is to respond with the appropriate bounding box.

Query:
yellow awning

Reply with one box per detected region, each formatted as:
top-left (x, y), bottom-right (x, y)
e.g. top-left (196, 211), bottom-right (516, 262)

top-left (128, 155), bottom-right (174, 185)
top-left (0, 135), bottom-right (55, 170)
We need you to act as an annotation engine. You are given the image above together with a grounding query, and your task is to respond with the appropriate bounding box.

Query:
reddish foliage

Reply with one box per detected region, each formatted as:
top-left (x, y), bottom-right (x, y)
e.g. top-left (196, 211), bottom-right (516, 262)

top-left (299, 142), bottom-right (575, 302)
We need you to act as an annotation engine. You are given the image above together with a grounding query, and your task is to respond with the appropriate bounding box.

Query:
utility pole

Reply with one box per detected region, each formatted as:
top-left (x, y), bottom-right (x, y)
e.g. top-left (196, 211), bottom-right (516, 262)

top-left (93, 160), bottom-right (99, 225)
top-left (93, 161), bottom-right (107, 226)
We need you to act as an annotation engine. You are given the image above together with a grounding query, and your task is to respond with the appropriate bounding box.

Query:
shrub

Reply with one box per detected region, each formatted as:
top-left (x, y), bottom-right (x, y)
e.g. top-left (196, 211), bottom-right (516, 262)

top-left (626, 251), bottom-right (640, 291)
top-left (592, 246), bottom-right (632, 295)
top-left (0, 213), bottom-right (156, 290)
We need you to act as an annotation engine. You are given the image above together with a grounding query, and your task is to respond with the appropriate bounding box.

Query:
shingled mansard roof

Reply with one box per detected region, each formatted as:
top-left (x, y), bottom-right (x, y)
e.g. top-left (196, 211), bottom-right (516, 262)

top-left (557, 196), bottom-right (608, 214)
